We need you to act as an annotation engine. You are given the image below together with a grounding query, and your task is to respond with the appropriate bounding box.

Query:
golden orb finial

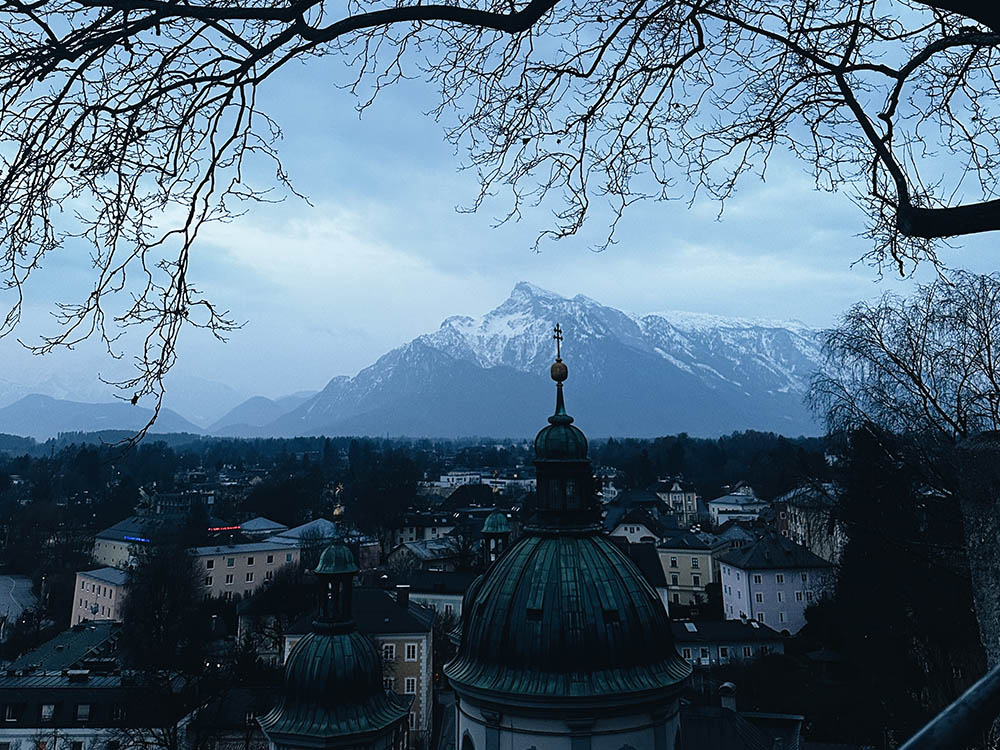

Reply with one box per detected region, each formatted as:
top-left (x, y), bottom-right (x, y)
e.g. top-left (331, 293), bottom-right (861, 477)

top-left (551, 324), bottom-right (568, 382)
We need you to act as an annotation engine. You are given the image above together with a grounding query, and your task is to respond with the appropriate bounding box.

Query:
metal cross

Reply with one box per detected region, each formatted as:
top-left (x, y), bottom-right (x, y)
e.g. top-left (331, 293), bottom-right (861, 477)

top-left (553, 323), bottom-right (563, 360)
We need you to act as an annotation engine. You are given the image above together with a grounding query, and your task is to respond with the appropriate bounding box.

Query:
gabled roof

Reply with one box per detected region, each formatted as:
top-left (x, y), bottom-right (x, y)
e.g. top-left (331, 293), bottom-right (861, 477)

top-left (608, 506), bottom-right (678, 539)
top-left (776, 482), bottom-right (841, 508)
top-left (395, 537), bottom-right (461, 561)
top-left (268, 518), bottom-right (338, 544)
top-left (658, 530), bottom-right (723, 552)
top-left (717, 534), bottom-right (834, 571)
top-left (9, 622), bottom-right (121, 672)
top-left (240, 516), bottom-right (289, 533)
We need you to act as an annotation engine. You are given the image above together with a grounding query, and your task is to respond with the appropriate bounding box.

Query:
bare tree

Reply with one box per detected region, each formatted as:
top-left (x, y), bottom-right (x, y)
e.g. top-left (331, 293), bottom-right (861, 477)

top-left (810, 270), bottom-right (1000, 666)
top-left (2, 0), bottom-right (1000, 409)
top-left (811, 270), bottom-right (1000, 445)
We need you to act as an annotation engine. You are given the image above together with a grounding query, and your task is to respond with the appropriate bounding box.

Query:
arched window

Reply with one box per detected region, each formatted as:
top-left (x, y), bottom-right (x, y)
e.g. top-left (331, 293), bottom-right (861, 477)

top-left (461, 732), bottom-right (475, 750)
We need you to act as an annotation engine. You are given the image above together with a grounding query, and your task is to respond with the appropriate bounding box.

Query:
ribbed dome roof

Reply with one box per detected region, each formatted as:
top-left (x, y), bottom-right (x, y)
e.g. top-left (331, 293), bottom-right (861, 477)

top-left (534, 417), bottom-right (588, 460)
top-left (482, 509), bottom-right (511, 534)
top-left (259, 628), bottom-right (408, 742)
top-left (315, 543), bottom-right (358, 576)
top-left (444, 532), bottom-right (691, 698)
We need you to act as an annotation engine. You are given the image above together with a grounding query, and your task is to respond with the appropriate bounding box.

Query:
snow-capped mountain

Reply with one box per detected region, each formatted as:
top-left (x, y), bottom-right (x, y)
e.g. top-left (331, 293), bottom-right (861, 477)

top-left (267, 282), bottom-right (826, 438)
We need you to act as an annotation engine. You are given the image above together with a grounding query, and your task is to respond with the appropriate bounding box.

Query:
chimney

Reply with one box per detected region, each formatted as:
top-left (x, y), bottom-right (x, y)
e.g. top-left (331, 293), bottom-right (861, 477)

top-left (395, 584), bottom-right (410, 608)
top-left (719, 681), bottom-right (737, 712)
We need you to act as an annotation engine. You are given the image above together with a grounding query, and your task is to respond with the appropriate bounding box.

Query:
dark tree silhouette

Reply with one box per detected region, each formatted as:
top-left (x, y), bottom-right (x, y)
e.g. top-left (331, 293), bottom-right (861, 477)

top-left (0, 1), bottom-right (999, 412)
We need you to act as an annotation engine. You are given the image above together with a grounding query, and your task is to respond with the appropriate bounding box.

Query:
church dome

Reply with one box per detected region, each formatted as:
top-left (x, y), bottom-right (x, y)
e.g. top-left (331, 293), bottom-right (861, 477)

top-left (445, 532), bottom-right (690, 698)
top-left (258, 543), bottom-right (409, 747)
top-left (259, 629), bottom-right (408, 741)
top-left (481, 509), bottom-right (510, 535)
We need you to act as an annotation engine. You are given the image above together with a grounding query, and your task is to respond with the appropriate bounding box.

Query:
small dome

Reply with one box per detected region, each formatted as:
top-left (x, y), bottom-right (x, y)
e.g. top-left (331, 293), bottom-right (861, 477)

top-left (259, 628), bottom-right (408, 742)
top-left (482, 509), bottom-right (511, 534)
top-left (445, 533), bottom-right (690, 698)
top-left (535, 418), bottom-right (588, 460)
top-left (315, 542), bottom-right (358, 576)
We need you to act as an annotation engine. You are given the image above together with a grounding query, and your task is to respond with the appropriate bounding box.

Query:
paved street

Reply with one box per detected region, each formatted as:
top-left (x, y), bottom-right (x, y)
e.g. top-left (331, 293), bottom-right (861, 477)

top-left (0, 574), bottom-right (36, 621)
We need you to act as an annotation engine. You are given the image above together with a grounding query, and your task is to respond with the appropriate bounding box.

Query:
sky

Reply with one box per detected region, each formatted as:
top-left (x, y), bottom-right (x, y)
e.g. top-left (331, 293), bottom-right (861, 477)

top-left (1, 52), bottom-right (998, 411)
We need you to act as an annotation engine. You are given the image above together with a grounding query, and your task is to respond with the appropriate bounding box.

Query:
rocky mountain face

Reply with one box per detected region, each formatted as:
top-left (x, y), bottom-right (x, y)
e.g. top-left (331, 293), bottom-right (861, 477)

top-left (266, 283), bottom-right (826, 438)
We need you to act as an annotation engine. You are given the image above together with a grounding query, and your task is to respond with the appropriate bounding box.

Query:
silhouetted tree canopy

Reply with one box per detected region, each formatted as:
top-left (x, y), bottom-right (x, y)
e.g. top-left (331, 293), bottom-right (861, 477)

top-left (1, 1), bottom-right (998, 410)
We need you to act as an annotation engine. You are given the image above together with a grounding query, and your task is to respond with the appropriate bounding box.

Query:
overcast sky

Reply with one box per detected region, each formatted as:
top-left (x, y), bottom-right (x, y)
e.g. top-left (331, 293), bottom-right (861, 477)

top-left (1, 56), bottom-right (998, 405)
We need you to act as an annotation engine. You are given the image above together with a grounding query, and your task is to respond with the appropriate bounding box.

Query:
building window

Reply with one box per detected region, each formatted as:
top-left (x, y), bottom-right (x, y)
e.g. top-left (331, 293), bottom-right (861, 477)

top-left (758, 612), bottom-right (765, 623)
top-left (700, 647), bottom-right (709, 659)
top-left (286, 553), bottom-right (293, 562)
top-left (267, 554), bottom-right (274, 564)
top-left (744, 646), bottom-right (752, 657)
top-left (755, 592), bottom-right (763, 603)
top-left (753, 574), bottom-right (762, 584)
top-left (777, 592), bottom-right (784, 602)
top-left (670, 557), bottom-right (678, 568)
top-left (383, 644), bottom-right (395, 661)
top-left (265, 571), bottom-right (273, 581)
top-left (671, 574), bottom-right (679, 586)
top-left (111, 704), bottom-right (126, 721)
top-left (692, 575), bottom-right (701, 587)
top-left (204, 576), bottom-right (213, 586)
top-left (226, 558), bottom-right (235, 567)
top-left (245, 572), bottom-right (254, 583)
top-left (72, 743), bottom-right (83, 750)
top-left (682, 647), bottom-right (692, 659)
top-left (806, 591), bottom-right (814, 601)
top-left (720, 647), bottom-right (729, 660)
top-left (801, 573), bottom-right (808, 582)
top-left (247, 557), bottom-right (254, 566)
top-left (76, 704), bottom-right (91, 722)
top-left (223, 591), bottom-right (232, 601)
top-left (40, 704), bottom-right (54, 722)
top-left (80, 581), bottom-right (85, 590)
top-left (225, 574), bottom-right (234, 585)
top-left (405, 643), bottom-right (418, 661)
top-left (779, 612), bottom-right (786, 623)
top-left (404, 677), bottom-right (417, 694)
top-left (445, 603), bottom-right (454, 615)
top-left (776, 574), bottom-right (785, 584)
top-left (384, 678), bottom-right (394, 690)
top-left (6, 703), bottom-right (22, 721)
top-left (795, 591), bottom-right (803, 602)
top-left (409, 712), bottom-right (416, 729)
top-left (691, 557), bottom-right (699, 568)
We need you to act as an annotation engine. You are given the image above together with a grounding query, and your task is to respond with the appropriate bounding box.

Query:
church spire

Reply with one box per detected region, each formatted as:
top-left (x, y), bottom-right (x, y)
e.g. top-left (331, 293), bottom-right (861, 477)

top-left (531, 324), bottom-right (598, 531)
top-left (550, 324), bottom-right (572, 423)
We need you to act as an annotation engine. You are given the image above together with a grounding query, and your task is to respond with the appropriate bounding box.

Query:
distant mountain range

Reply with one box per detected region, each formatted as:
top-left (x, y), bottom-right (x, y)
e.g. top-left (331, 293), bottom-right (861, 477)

top-left (0, 394), bottom-right (202, 441)
top-left (0, 283), bottom-right (828, 439)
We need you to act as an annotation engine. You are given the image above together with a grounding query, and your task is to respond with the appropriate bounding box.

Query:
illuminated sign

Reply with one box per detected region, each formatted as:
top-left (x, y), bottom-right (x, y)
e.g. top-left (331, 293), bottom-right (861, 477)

top-left (123, 535), bottom-right (150, 543)
top-left (208, 525), bottom-right (241, 532)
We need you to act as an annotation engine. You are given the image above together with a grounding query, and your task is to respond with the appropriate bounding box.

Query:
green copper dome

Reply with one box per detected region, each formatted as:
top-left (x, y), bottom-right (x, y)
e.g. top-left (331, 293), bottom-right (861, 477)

top-left (534, 378), bottom-right (588, 460)
top-left (444, 532), bottom-right (691, 698)
top-left (259, 544), bottom-right (408, 748)
top-left (258, 629), bottom-right (409, 744)
top-left (315, 543), bottom-right (358, 576)
top-left (482, 509), bottom-right (511, 535)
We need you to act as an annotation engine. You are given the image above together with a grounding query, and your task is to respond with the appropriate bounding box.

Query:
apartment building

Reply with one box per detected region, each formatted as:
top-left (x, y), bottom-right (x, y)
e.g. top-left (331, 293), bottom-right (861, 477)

top-left (719, 534), bottom-right (835, 634)
top-left (657, 530), bottom-right (727, 606)
top-left (72, 568), bottom-right (128, 625)
top-left (192, 541), bottom-right (300, 601)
